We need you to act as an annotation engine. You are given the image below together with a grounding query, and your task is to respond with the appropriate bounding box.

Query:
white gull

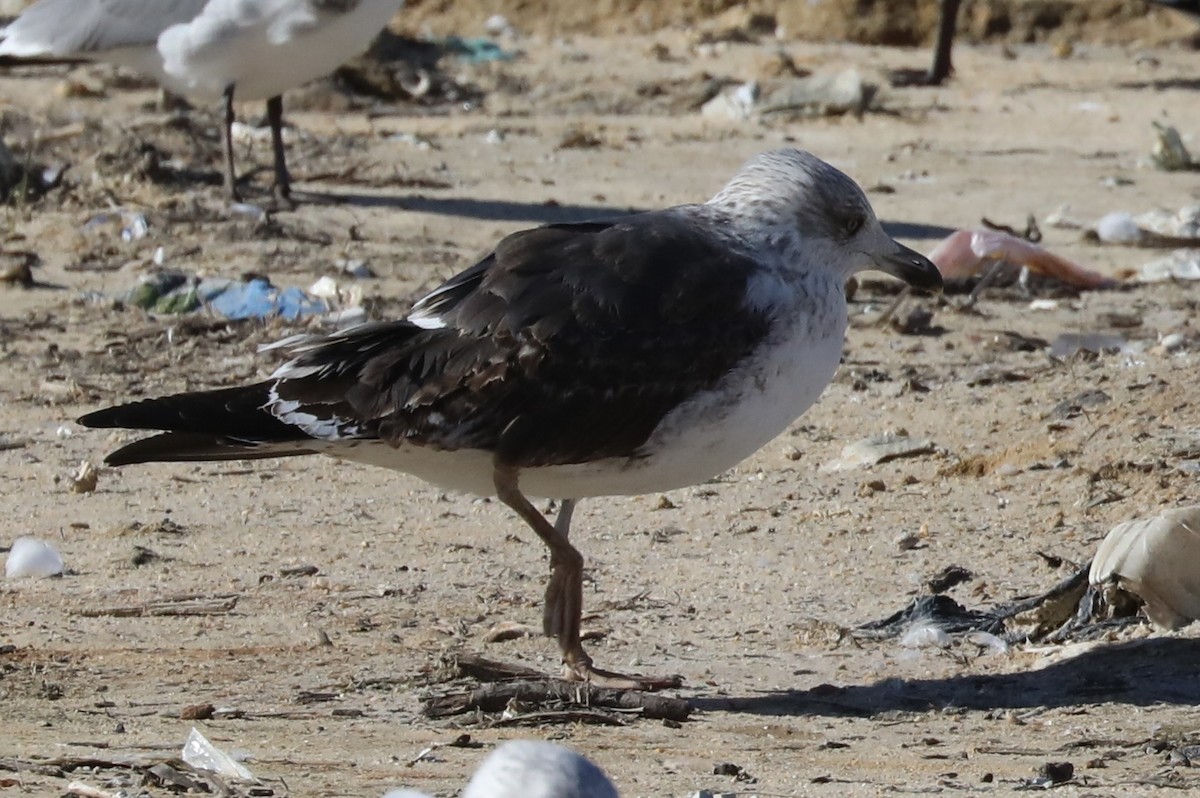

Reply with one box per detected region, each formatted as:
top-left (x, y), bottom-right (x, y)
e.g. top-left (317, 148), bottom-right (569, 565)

top-left (0, 0), bottom-right (404, 202)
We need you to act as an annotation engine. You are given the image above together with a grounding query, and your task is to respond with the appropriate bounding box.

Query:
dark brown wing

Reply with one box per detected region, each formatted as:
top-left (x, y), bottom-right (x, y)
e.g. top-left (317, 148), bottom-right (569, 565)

top-left (272, 209), bottom-right (774, 467)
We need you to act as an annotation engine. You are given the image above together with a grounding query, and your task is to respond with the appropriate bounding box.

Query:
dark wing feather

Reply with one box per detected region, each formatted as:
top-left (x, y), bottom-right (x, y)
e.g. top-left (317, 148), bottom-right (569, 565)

top-left (271, 210), bottom-right (773, 467)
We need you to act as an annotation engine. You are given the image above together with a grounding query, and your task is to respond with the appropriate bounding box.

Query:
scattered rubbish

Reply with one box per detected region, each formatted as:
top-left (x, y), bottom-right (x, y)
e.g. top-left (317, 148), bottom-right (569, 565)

top-left (822, 432), bottom-right (937, 471)
top-left (965, 631), bottom-right (1008, 656)
top-left (388, 132), bottom-right (436, 150)
top-left (65, 782), bottom-right (119, 798)
top-left (210, 278), bottom-right (328, 321)
top-left (899, 620), bottom-right (953, 649)
top-left (1158, 332), bottom-right (1188, 352)
top-left (228, 202), bottom-right (268, 222)
top-left (1089, 208), bottom-right (1200, 249)
top-left (1090, 506), bottom-right (1200, 629)
top-left (337, 258), bottom-right (375, 278)
top-left (701, 69), bottom-right (878, 121)
top-left (700, 80), bottom-right (758, 121)
top-left (71, 460), bottom-right (98, 493)
top-left (6, 536), bottom-right (65, 578)
top-left (1134, 250), bottom-right (1200, 282)
top-left (123, 271), bottom-right (340, 321)
top-left (1048, 333), bottom-right (1137, 358)
top-left (929, 229), bottom-right (1116, 289)
top-left (1093, 211), bottom-right (1142, 244)
top-left (483, 13), bottom-right (516, 37)
top-left (1150, 122), bottom-right (1197, 172)
top-left (82, 209), bottom-right (151, 242)
top-left (181, 727), bottom-right (255, 781)
top-left (757, 69), bottom-right (877, 118)
top-left (436, 36), bottom-right (517, 63)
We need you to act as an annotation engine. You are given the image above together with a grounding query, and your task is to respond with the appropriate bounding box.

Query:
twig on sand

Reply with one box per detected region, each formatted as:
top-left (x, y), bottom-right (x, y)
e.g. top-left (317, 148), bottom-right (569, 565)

top-left (73, 593), bottom-right (239, 618)
top-left (423, 674), bottom-right (692, 722)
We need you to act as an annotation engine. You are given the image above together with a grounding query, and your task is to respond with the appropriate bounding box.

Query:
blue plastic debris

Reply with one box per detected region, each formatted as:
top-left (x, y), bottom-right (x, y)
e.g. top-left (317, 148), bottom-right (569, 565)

top-left (124, 272), bottom-right (329, 321)
top-left (208, 278), bottom-right (328, 320)
top-left (438, 36), bottom-right (516, 63)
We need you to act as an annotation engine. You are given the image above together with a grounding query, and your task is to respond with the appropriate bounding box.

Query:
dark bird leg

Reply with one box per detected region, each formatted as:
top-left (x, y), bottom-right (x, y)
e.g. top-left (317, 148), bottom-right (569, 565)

top-left (927, 0), bottom-right (962, 85)
top-left (265, 95), bottom-right (294, 208)
top-left (221, 84), bottom-right (242, 202)
top-left (493, 465), bottom-right (682, 691)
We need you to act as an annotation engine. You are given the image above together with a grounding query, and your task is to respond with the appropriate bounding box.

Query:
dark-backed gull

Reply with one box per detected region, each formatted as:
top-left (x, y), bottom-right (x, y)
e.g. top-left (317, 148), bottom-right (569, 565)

top-left (79, 148), bottom-right (943, 688)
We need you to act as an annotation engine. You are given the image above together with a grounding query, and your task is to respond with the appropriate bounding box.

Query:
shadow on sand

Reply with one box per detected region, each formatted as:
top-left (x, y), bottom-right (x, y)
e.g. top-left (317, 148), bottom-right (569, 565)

top-left (694, 637), bottom-right (1200, 717)
top-left (308, 189), bottom-right (958, 243)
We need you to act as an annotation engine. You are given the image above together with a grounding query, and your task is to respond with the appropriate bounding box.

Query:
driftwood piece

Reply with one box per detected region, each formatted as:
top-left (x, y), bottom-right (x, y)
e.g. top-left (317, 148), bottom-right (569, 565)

top-left (422, 678), bottom-right (692, 722)
top-left (73, 594), bottom-right (239, 618)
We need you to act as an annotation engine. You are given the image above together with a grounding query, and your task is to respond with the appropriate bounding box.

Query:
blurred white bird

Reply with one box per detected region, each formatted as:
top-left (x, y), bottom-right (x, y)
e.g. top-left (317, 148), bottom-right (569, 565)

top-left (383, 740), bottom-right (619, 798)
top-left (0, 0), bottom-right (404, 203)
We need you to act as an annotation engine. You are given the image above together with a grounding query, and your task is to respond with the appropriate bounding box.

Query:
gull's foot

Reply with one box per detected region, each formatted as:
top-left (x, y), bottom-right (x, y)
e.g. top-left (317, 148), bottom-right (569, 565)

top-left (561, 652), bottom-right (683, 691)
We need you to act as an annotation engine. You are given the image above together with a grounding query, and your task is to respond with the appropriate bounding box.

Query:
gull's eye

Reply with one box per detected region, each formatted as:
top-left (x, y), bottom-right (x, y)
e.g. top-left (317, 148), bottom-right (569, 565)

top-left (844, 214), bottom-right (865, 237)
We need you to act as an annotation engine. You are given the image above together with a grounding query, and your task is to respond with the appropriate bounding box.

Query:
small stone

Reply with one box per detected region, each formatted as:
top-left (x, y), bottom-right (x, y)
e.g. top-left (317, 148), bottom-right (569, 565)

top-left (180, 702), bottom-right (215, 720)
top-left (1039, 761), bottom-right (1074, 784)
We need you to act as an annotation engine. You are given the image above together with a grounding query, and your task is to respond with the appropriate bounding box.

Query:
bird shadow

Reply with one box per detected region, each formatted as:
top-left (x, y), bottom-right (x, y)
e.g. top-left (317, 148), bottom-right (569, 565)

top-left (303, 191), bottom-right (641, 224)
top-left (693, 637), bottom-right (1200, 717)
top-left (304, 190), bottom-right (960, 238)
top-left (1115, 78), bottom-right (1200, 92)
top-left (881, 220), bottom-right (956, 241)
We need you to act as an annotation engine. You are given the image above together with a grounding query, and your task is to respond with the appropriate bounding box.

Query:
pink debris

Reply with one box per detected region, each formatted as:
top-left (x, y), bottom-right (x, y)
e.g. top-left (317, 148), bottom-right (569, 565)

top-left (928, 229), bottom-right (1116, 289)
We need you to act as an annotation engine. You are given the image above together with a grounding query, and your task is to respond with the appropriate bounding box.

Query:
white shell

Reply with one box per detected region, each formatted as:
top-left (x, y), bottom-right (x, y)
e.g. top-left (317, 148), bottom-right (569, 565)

top-left (1089, 506), bottom-right (1200, 629)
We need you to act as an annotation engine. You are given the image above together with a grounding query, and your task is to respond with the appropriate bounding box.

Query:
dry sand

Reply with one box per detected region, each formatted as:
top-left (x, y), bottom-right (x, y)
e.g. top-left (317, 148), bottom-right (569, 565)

top-left (2, 5), bottom-right (1200, 796)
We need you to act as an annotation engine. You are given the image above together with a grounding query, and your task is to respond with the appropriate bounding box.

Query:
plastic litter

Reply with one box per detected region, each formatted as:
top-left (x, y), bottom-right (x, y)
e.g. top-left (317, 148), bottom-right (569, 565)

top-left (821, 433), bottom-right (936, 471)
top-left (124, 271), bottom-right (335, 321)
top-left (1135, 250), bottom-right (1200, 282)
top-left (1090, 506), bottom-right (1200, 629)
top-left (1094, 212), bottom-right (1142, 244)
top-left (438, 36), bottom-right (516, 63)
top-left (181, 727), bottom-right (254, 781)
top-left (6, 536), bottom-right (65, 578)
top-left (1151, 122), bottom-right (1196, 172)
top-left (899, 621), bottom-right (952, 649)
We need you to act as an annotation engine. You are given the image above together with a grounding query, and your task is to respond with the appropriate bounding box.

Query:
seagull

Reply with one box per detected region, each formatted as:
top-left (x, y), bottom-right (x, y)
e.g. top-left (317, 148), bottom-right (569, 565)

top-left (77, 148), bottom-right (943, 689)
top-left (383, 740), bottom-right (618, 798)
top-left (0, 0), bottom-right (404, 203)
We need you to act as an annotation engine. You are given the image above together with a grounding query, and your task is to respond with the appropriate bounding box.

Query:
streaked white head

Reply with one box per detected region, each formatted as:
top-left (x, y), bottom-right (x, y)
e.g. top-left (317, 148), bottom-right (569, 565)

top-left (708, 148), bottom-right (942, 291)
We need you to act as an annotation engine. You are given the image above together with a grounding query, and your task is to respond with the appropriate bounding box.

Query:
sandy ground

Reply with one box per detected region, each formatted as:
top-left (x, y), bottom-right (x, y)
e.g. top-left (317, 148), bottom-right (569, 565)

top-left (3, 13), bottom-right (1200, 798)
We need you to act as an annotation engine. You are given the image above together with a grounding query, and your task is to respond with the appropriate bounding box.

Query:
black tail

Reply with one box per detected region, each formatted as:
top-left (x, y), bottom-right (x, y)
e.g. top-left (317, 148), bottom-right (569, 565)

top-left (78, 382), bottom-right (320, 466)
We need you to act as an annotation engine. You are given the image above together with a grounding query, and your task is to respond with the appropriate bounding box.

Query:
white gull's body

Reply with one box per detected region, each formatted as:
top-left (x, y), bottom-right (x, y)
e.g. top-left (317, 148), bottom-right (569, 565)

top-left (0, 0), bottom-right (403, 101)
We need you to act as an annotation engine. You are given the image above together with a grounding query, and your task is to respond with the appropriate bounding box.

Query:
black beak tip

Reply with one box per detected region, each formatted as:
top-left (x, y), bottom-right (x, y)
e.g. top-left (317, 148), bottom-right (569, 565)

top-left (908, 256), bottom-right (944, 294)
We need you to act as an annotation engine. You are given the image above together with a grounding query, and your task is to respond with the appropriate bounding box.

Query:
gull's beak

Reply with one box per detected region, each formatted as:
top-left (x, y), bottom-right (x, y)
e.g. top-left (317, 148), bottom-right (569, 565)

top-left (872, 241), bottom-right (943, 293)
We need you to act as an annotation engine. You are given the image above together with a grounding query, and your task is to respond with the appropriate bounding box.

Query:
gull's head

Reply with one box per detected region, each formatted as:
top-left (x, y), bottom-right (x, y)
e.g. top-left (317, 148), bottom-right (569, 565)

top-left (709, 149), bottom-right (942, 292)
